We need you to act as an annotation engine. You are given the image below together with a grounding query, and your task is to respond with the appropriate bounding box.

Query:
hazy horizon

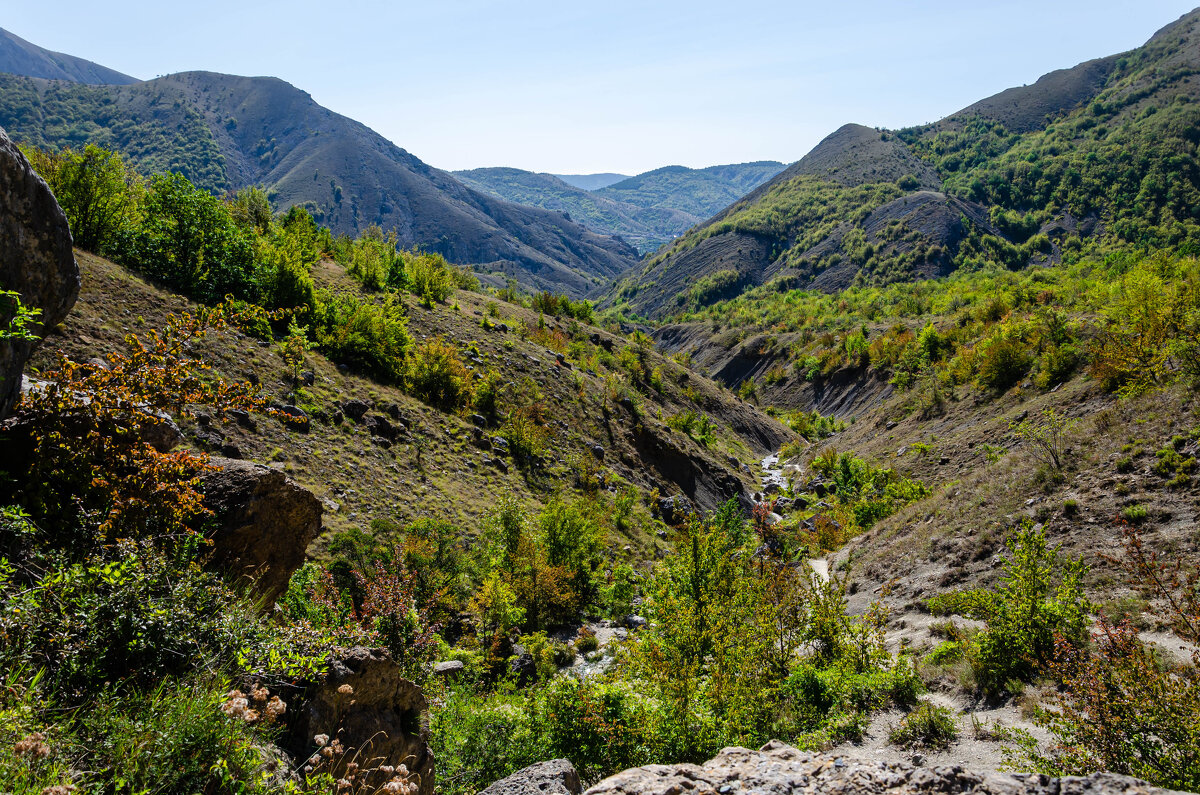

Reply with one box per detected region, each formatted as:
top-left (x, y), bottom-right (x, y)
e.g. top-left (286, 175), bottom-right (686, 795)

top-left (4, 1), bottom-right (1196, 174)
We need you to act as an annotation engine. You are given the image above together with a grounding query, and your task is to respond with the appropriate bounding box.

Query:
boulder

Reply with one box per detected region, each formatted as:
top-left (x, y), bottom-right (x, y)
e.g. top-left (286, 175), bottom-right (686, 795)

top-left (366, 413), bottom-right (400, 440)
top-left (481, 759), bottom-right (581, 795)
top-left (199, 457), bottom-right (322, 606)
top-left (584, 742), bottom-right (1175, 795)
top-left (289, 646), bottom-right (433, 795)
top-left (432, 660), bottom-right (465, 677)
top-left (342, 399), bottom-right (370, 422)
top-left (0, 126), bottom-right (80, 420)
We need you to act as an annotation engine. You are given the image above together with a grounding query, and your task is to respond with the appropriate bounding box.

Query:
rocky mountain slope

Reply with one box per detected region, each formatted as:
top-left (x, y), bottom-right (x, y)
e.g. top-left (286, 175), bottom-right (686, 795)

top-left (28, 248), bottom-right (791, 552)
top-left (0, 64), bottom-right (638, 298)
top-left (0, 27), bottom-right (137, 85)
top-left (553, 173), bottom-right (629, 190)
top-left (455, 161), bottom-right (785, 254)
top-left (606, 8), bottom-right (1200, 319)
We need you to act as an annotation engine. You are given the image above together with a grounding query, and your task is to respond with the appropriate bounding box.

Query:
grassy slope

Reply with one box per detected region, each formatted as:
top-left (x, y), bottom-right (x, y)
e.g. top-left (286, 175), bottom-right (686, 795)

top-left (30, 251), bottom-right (792, 559)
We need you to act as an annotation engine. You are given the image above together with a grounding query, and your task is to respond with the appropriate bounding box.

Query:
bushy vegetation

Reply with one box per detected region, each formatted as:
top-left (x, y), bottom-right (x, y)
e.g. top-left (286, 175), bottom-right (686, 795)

top-left (430, 502), bottom-right (921, 791)
top-left (928, 524), bottom-right (1089, 698)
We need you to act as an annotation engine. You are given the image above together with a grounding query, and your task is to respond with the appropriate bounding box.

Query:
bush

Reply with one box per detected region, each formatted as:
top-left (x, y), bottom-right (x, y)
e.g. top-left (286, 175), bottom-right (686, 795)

top-left (22, 143), bottom-right (143, 253)
top-left (406, 337), bottom-right (473, 411)
top-left (976, 325), bottom-right (1031, 391)
top-left (928, 524), bottom-right (1089, 698)
top-left (311, 290), bottom-right (411, 383)
top-left (889, 702), bottom-right (958, 749)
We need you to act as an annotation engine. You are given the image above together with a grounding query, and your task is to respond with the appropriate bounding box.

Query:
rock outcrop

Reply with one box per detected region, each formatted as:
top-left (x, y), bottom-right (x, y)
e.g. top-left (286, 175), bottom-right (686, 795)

top-left (481, 759), bottom-right (581, 795)
top-left (0, 126), bottom-right (79, 420)
top-left (584, 742), bottom-right (1179, 795)
top-left (288, 647), bottom-right (434, 795)
top-left (199, 457), bottom-right (322, 606)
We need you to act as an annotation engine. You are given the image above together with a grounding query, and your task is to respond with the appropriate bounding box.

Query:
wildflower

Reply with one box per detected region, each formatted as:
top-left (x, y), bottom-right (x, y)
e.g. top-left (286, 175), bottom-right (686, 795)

top-left (382, 783), bottom-right (402, 793)
top-left (40, 786), bottom-right (76, 795)
top-left (265, 696), bottom-right (285, 720)
top-left (337, 684), bottom-right (354, 695)
top-left (251, 686), bottom-right (269, 703)
top-left (242, 708), bottom-right (260, 723)
top-left (346, 762), bottom-right (359, 774)
top-left (380, 765), bottom-right (395, 775)
top-left (314, 733), bottom-right (330, 747)
top-left (14, 733), bottom-right (51, 759)
top-left (308, 754), bottom-right (322, 766)
top-left (336, 779), bottom-right (351, 790)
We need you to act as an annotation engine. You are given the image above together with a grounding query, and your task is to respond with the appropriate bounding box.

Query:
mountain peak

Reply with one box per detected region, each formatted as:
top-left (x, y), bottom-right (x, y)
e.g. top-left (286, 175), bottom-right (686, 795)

top-left (0, 28), bottom-right (138, 85)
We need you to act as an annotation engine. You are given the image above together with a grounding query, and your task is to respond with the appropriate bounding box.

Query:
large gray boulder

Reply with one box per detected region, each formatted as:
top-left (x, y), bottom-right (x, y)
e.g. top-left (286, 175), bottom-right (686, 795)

top-left (199, 457), bottom-right (322, 606)
top-left (481, 759), bottom-right (581, 795)
top-left (0, 126), bottom-right (79, 420)
top-left (584, 741), bottom-right (1180, 795)
top-left (288, 647), bottom-right (434, 795)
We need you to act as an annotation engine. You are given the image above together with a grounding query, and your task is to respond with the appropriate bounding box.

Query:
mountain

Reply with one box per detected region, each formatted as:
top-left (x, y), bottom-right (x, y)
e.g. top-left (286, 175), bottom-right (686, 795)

top-left (0, 27), bottom-right (138, 85)
top-left (454, 161), bottom-right (786, 254)
top-left (453, 167), bottom-right (698, 253)
top-left (0, 66), bottom-right (637, 298)
top-left (552, 172), bottom-right (629, 190)
top-left (606, 9), bottom-right (1200, 318)
top-left (595, 161), bottom-right (787, 218)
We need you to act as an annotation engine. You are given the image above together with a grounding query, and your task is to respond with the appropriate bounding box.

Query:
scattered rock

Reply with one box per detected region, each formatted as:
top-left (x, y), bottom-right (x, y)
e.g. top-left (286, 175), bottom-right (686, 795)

top-left (481, 759), bottom-right (581, 795)
top-left (657, 495), bottom-right (693, 525)
top-left (366, 414), bottom-right (400, 440)
top-left (342, 399), bottom-right (370, 422)
top-left (0, 127), bottom-right (80, 421)
top-left (228, 408), bottom-right (257, 432)
top-left (300, 370), bottom-right (315, 386)
top-left (584, 741), bottom-right (1172, 795)
top-left (509, 650), bottom-right (536, 686)
top-left (432, 660), bottom-right (465, 677)
top-left (589, 443), bottom-right (604, 459)
top-left (469, 413), bottom-right (488, 428)
top-left (199, 457), bottom-right (322, 607)
top-left (279, 405), bottom-right (309, 432)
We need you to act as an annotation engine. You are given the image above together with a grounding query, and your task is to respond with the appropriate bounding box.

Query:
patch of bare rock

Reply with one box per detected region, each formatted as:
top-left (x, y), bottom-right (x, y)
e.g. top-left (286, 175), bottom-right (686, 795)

top-left (579, 741), bottom-right (1179, 795)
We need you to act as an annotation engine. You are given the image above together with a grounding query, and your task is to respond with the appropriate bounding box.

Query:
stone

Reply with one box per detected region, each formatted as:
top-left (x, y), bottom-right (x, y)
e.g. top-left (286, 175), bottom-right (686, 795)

top-left (287, 647), bottom-right (433, 795)
top-left (199, 457), bottom-right (322, 607)
top-left (432, 660), bottom-right (465, 677)
top-left (366, 413), bottom-right (399, 440)
top-left (657, 495), bottom-right (693, 525)
top-left (481, 759), bottom-right (581, 795)
top-left (300, 370), bottom-right (315, 386)
top-left (0, 127), bottom-right (80, 421)
top-left (279, 405), bottom-right (310, 432)
top-left (509, 650), bottom-right (536, 686)
top-left (583, 742), bottom-right (1175, 795)
top-left (469, 413), bottom-right (488, 428)
top-left (228, 408), bottom-right (258, 433)
top-left (590, 443), bottom-right (604, 459)
top-left (342, 399), bottom-right (370, 422)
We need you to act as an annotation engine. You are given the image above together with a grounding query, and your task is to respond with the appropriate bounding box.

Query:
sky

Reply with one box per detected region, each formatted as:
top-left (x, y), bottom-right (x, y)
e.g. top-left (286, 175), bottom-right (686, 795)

top-left (4, 1), bottom-right (1198, 174)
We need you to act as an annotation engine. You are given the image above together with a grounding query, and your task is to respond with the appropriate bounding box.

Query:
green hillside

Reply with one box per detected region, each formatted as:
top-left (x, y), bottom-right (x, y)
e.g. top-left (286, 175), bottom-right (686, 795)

top-left (454, 167), bottom-right (697, 253)
top-left (0, 70), bottom-right (638, 298)
top-left (596, 161), bottom-right (787, 218)
top-left (605, 10), bottom-right (1200, 320)
top-left (455, 161), bottom-right (785, 254)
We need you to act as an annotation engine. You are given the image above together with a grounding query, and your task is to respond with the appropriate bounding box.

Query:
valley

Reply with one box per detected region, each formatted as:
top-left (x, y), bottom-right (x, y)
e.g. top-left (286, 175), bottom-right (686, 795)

top-left (1, 6), bottom-right (1199, 795)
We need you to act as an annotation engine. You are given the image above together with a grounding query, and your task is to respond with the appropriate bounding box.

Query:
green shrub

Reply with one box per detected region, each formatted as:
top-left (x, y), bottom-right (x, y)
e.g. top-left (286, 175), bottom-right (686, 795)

top-left (311, 290), bottom-right (411, 383)
top-left (928, 524), bottom-right (1089, 698)
top-left (406, 337), bottom-right (473, 411)
top-left (889, 702), bottom-right (958, 749)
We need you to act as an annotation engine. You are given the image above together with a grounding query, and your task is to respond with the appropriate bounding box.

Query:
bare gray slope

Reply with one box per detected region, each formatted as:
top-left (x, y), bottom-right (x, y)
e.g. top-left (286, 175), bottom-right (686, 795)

top-left (0, 28), bottom-right (138, 85)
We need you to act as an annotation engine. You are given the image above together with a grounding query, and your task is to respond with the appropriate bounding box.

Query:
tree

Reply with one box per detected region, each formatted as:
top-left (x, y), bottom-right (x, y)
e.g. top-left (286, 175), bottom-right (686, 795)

top-left (23, 144), bottom-right (142, 253)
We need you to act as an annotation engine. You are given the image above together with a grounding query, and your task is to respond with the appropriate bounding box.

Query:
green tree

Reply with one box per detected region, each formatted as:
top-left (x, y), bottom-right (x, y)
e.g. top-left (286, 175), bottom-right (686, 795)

top-left (24, 144), bottom-right (142, 253)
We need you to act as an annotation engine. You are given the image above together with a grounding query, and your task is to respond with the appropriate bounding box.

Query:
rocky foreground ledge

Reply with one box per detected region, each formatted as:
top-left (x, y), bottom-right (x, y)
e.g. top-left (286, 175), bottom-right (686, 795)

top-left (489, 741), bottom-right (1182, 795)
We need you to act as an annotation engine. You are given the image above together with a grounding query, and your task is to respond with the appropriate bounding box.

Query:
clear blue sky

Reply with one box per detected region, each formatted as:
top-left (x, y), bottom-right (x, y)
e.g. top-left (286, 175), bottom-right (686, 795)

top-left (5, 1), bottom-right (1197, 174)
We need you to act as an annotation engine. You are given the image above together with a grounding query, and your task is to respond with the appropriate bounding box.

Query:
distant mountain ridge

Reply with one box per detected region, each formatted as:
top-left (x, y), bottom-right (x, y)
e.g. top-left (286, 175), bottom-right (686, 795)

top-left (0, 54), bottom-right (637, 297)
top-left (605, 8), bottom-right (1200, 318)
top-left (0, 28), bottom-right (137, 85)
top-left (553, 172), bottom-right (628, 190)
top-left (455, 161), bottom-right (785, 253)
